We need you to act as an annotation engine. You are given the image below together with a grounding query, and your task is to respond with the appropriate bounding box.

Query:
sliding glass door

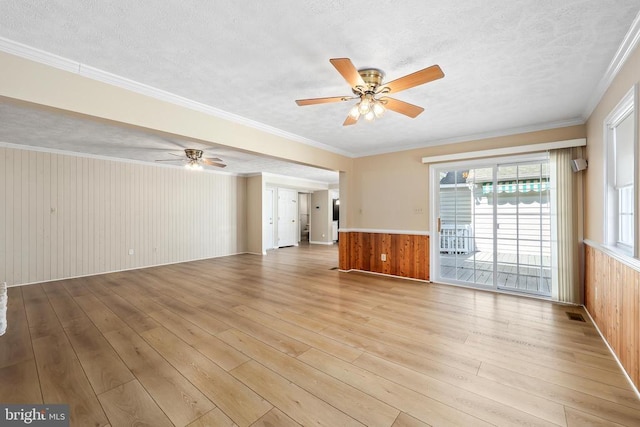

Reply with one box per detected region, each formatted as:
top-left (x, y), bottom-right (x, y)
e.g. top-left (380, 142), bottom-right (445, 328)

top-left (434, 158), bottom-right (551, 297)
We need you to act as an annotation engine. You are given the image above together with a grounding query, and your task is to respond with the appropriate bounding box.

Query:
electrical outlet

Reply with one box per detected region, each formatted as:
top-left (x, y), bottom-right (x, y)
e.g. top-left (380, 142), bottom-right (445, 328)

top-left (128, 249), bottom-right (134, 255)
top-left (381, 254), bottom-right (387, 261)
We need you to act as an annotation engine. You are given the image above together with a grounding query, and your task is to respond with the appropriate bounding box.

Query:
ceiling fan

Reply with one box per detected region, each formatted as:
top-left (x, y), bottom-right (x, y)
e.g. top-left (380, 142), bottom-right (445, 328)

top-left (155, 149), bottom-right (226, 170)
top-left (296, 58), bottom-right (444, 125)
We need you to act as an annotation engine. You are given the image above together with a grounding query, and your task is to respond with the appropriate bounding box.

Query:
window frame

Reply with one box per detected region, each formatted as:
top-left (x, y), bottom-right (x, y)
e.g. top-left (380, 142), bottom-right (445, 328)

top-left (604, 85), bottom-right (638, 258)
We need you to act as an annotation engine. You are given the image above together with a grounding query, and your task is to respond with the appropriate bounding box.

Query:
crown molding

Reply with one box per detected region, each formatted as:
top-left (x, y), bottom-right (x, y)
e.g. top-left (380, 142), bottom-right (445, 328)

top-left (355, 118), bottom-right (585, 158)
top-left (582, 11), bottom-right (640, 119)
top-left (0, 37), bottom-right (355, 159)
top-left (0, 37), bottom-right (79, 72)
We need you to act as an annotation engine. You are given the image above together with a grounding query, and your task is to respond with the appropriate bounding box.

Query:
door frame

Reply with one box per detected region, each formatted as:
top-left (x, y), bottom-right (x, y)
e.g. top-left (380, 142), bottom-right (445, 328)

top-left (263, 187), bottom-right (276, 251)
top-left (429, 152), bottom-right (550, 292)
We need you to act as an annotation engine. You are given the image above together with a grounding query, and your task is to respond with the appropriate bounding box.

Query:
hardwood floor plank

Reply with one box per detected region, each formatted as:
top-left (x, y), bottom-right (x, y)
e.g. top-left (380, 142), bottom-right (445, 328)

top-left (46, 290), bottom-right (134, 394)
top-left (218, 328), bottom-right (399, 427)
top-left (140, 326), bottom-right (272, 427)
top-left (198, 302), bottom-right (311, 357)
top-left (104, 326), bottom-right (214, 426)
top-left (0, 287), bottom-right (33, 369)
top-left (478, 361), bottom-right (640, 425)
top-left (245, 300), bottom-right (329, 333)
top-left (232, 304), bottom-right (363, 362)
top-left (352, 351), bottom-right (564, 426)
top-left (98, 379), bottom-right (172, 427)
top-left (44, 292), bottom-right (87, 328)
top-left (147, 308), bottom-right (215, 345)
top-left (62, 276), bottom-right (96, 297)
top-left (250, 408), bottom-right (301, 427)
top-left (392, 412), bottom-right (432, 427)
top-left (297, 348), bottom-right (492, 426)
top-left (564, 407), bottom-right (626, 427)
top-left (32, 334), bottom-right (109, 427)
top-left (22, 284), bottom-right (65, 340)
top-left (230, 360), bottom-right (364, 427)
top-left (74, 294), bottom-right (127, 334)
top-left (186, 408), bottom-right (237, 427)
top-left (144, 307), bottom-right (250, 370)
top-left (92, 291), bottom-right (160, 333)
top-left (0, 359), bottom-right (42, 404)
top-left (153, 293), bottom-right (232, 334)
top-left (75, 348), bottom-right (135, 396)
top-left (191, 335), bottom-right (250, 372)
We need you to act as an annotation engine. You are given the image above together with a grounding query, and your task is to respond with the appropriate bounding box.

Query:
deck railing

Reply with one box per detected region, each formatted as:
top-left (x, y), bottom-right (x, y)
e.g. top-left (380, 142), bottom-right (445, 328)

top-left (439, 224), bottom-right (473, 254)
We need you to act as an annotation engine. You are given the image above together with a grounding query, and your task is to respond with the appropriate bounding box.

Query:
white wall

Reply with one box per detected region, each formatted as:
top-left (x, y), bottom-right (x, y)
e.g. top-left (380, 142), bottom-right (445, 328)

top-left (246, 175), bottom-right (264, 254)
top-left (0, 146), bottom-right (247, 286)
top-left (310, 190), bottom-right (332, 244)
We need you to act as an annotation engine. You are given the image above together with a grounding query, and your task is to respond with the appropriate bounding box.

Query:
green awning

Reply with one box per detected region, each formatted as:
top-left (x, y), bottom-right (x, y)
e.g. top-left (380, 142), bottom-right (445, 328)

top-left (482, 179), bottom-right (550, 194)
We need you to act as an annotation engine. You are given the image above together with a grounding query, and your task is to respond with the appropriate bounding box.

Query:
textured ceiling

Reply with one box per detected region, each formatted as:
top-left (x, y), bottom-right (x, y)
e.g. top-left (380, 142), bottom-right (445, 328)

top-left (0, 1), bottom-right (639, 169)
top-left (0, 101), bottom-right (340, 185)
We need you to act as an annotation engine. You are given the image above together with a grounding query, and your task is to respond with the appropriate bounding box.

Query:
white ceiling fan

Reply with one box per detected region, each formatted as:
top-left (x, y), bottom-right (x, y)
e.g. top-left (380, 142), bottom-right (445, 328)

top-left (155, 149), bottom-right (226, 170)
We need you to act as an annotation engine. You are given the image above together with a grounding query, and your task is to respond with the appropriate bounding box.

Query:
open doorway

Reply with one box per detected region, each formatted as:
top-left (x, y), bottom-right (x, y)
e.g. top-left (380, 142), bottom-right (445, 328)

top-left (299, 193), bottom-right (310, 243)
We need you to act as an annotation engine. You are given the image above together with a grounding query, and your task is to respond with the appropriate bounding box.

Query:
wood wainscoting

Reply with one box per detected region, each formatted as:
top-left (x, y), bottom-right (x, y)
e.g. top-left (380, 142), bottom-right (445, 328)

top-left (585, 241), bottom-right (640, 391)
top-left (339, 231), bottom-right (429, 281)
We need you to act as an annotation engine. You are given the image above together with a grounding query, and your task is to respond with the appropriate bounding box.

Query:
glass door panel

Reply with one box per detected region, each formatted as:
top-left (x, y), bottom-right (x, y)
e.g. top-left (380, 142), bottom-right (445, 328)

top-left (438, 167), bottom-right (494, 288)
top-left (436, 160), bottom-right (551, 297)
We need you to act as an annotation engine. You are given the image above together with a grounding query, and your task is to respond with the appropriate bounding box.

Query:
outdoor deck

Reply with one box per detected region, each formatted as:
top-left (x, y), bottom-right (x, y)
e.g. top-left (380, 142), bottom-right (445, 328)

top-left (440, 251), bottom-right (551, 295)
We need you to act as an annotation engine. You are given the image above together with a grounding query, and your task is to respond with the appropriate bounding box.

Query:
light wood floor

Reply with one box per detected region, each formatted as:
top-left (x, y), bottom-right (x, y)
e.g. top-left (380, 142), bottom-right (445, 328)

top-left (1, 244), bottom-right (639, 426)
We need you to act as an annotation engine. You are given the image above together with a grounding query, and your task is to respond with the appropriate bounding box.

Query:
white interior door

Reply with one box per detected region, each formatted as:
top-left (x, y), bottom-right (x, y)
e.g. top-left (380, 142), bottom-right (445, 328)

top-left (264, 188), bottom-right (275, 250)
top-left (277, 188), bottom-right (298, 247)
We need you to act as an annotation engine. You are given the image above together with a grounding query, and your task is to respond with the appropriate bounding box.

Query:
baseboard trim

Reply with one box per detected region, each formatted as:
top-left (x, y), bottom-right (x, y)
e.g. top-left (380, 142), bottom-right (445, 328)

top-left (583, 307), bottom-right (640, 400)
top-left (6, 251), bottom-right (252, 288)
top-left (309, 241), bottom-right (335, 245)
top-left (339, 268), bottom-right (430, 283)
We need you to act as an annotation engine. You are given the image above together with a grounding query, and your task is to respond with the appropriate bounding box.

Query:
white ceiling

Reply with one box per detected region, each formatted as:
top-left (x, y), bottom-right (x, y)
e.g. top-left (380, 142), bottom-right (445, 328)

top-left (1, 1), bottom-right (639, 181)
top-left (0, 101), bottom-right (341, 184)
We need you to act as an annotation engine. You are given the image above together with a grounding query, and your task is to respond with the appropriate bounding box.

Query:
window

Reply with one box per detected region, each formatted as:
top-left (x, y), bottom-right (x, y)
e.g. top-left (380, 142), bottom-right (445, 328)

top-left (605, 86), bottom-right (637, 257)
top-left (619, 185), bottom-right (634, 248)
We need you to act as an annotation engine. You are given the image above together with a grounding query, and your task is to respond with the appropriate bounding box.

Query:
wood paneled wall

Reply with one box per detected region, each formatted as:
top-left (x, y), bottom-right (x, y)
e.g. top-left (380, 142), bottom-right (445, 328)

top-left (0, 146), bottom-right (247, 286)
top-left (339, 231), bottom-right (429, 281)
top-left (585, 243), bottom-right (639, 390)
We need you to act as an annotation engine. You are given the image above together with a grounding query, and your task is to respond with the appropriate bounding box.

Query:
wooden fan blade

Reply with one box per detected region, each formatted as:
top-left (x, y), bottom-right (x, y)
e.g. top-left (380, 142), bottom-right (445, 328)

top-left (381, 97), bottom-right (425, 118)
top-left (155, 159), bottom-right (184, 162)
top-left (330, 58), bottom-right (366, 89)
top-left (343, 115), bottom-right (358, 126)
top-left (202, 159), bottom-right (227, 168)
top-left (383, 65), bottom-right (444, 94)
top-left (296, 96), bottom-right (352, 106)
top-left (203, 157), bottom-right (223, 162)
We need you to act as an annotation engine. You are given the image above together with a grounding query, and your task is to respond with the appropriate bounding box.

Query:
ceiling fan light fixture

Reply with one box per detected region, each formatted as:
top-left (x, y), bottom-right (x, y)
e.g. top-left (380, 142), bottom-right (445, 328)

top-left (364, 110), bottom-right (375, 121)
top-left (185, 161), bottom-right (202, 171)
top-left (372, 101), bottom-right (385, 118)
top-left (349, 105), bottom-right (360, 119)
top-left (358, 98), bottom-right (371, 114)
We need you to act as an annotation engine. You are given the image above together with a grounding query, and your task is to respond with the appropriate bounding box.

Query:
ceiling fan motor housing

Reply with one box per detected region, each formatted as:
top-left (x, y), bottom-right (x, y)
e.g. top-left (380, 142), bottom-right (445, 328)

top-left (354, 68), bottom-right (385, 94)
top-left (184, 149), bottom-right (203, 160)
